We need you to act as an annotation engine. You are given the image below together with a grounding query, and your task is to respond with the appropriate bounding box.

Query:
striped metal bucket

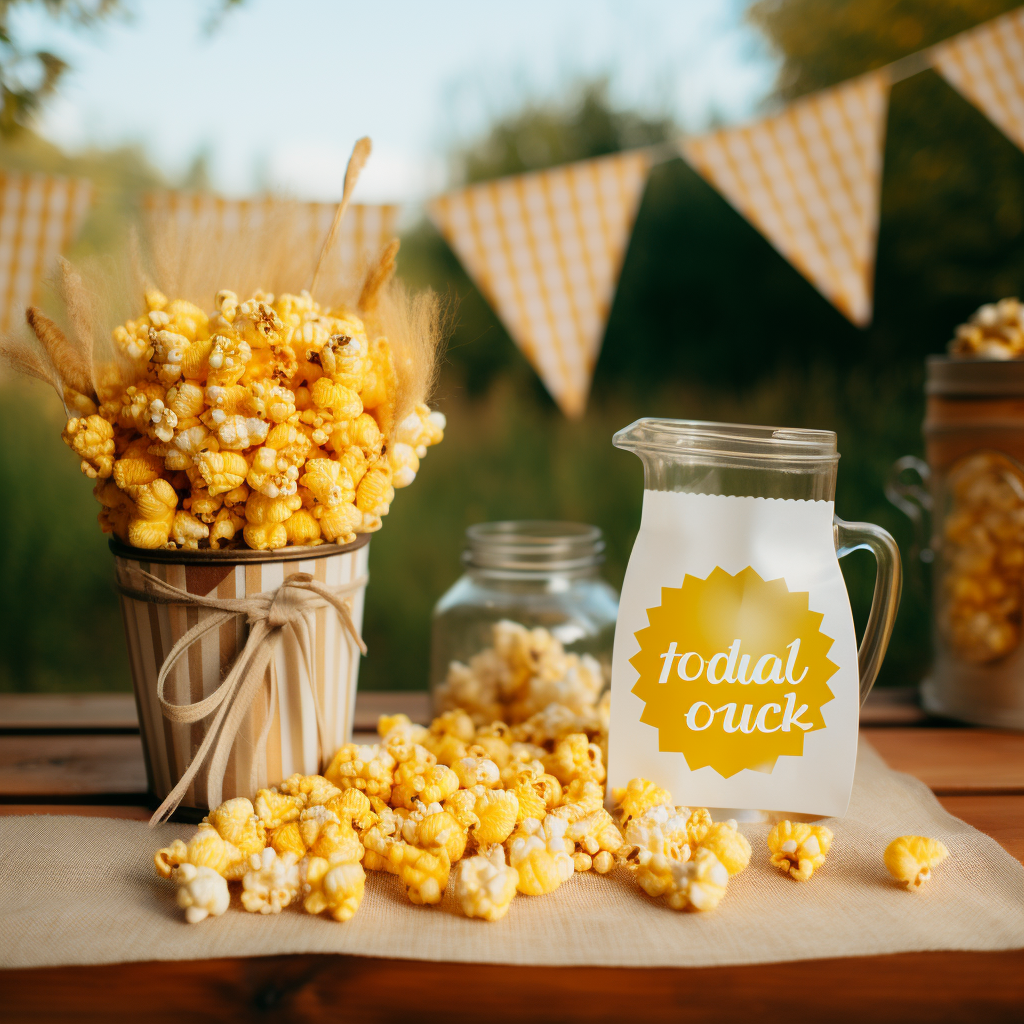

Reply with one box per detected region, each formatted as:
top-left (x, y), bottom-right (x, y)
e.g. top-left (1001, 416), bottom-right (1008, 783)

top-left (111, 536), bottom-right (370, 815)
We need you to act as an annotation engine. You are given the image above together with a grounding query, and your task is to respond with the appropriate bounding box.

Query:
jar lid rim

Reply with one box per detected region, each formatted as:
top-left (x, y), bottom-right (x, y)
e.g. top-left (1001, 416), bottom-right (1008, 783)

top-left (465, 520), bottom-right (605, 572)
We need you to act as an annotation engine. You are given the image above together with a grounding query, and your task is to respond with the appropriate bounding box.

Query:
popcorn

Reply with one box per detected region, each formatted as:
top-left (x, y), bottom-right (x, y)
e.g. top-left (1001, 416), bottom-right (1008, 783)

top-left (455, 846), bottom-right (519, 921)
top-left (324, 743), bottom-right (396, 810)
top-left (241, 848), bottom-right (301, 915)
top-left (664, 848), bottom-right (729, 912)
top-left (254, 787), bottom-right (307, 829)
top-left (173, 863), bottom-right (230, 924)
top-left (204, 796), bottom-right (266, 858)
top-left (767, 821), bottom-right (833, 881)
top-left (612, 777), bottom-right (673, 827)
top-left (949, 297), bottom-right (1024, 360)
top-left (884, 835), bottom-right (949, 890)
top-left (62, 288), bottom-right (443, 550)
top-left (301, 857), bottom-right (366, 922)
top-left (436, 621), bottom-right (608, 728)
top-left (154, 826), bottom-right (245, 882)
top-left (938, 452), bottom-right (1024, 663)
top-left (507, 816), bottom-right (574, 896)
top-left (698, 821), bottom-right (751, 876)
top-left (543, 733), bottom-right (606, 787)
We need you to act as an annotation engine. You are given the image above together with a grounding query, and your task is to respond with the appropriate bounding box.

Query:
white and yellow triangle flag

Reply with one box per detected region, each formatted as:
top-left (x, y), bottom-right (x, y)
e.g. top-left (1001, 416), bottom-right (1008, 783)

top-left (142, 192), bottom-right (400, 281)
top-left (682, 72), bottom-right (890, 326)
top-left (931, 8), bottom-right (1024, 153)
top-left (0, 171), bottom-right (93, 334)
top-left (429, 151), bottom-right (650, 417)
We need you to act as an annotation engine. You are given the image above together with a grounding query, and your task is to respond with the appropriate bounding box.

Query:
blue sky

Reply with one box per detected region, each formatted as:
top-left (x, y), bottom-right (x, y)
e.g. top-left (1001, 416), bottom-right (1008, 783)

top-left (15, 0), bottom-right (776, 203)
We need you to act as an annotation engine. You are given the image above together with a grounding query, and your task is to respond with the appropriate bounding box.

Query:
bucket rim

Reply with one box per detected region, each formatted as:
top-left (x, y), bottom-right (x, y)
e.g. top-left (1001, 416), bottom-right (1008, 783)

top-left (109, 532), bottom-right (370, 566)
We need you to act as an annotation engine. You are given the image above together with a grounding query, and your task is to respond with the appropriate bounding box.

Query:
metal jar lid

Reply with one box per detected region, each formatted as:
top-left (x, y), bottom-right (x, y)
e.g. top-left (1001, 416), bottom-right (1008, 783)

top-left (926, 355), bottom-right (1024, 397)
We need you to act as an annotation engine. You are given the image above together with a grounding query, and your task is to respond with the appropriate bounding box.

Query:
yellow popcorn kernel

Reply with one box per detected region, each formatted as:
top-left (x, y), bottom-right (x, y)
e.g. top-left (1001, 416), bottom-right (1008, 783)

top-left (884, 835), bottom-right (949, 890)
top-left (63, 415), bottom-right (115, 479)
top-left (297, 805), bottom-right (340, 847)
top-left (314, 500), bottom-right (361, 544)
top-left (186, 486), bottom-right (222, 522)
top-left (311, 376), bottom-right (362, 420)
top-left (310, 820), bottom-right (364, 864)
top-left (155, 825), bottom-right (245, 881)
top-left (145, 288), bottom-right (168, 312)
top-left (452, 756), bottom-right (501, 789)
top-left (564, 808), bottom-right (624, 862)
top-left (613, 778), bottom-right (673, 827)
top-left (172, 863), bottom-right (230, 924)
top-left (164, 424), bottom-right (212, 473)
top-left (543, 733), bottom-right (606, 786)
top-left (166, 381), bottom-right (206, 420)
top-left (204, 796), bottom-right (267, 858)
top-left (423, 731), bottom-right (469, 767)
top-left (94, 479), bottom-right (134, 539)
top-left (378, 712), bottom-right (429, 746)
top-left (501, 763), bottom-right (561, 823)
top-left (443, 789), bottom-right (480, 832)
top-left (431, 709), bottom-right (477, 742)
top-left (329, 412), bottom-right (382, 459)
top-left (551, 778), bottom-right (604, 823)
top-left (267, 822), bottom-right (306, 859)
top-left (149, 329), bottom-right (189, 385)
top-left (472, 722), bottom-right (513, 769)
top-left (683, 807), bottom-right (713, 848)
top-left (508, 816), bottom-right (575, 896)
top-left (470, 787), bottom-right (519, 847)
top-left (324, 743), bottom-right (396, 810)
top-left (355, 463), bottom-right (393, 516)
top-left (241, 848), bottom-right (301, 915)
top-left (767, 821), bottom-right (834, 881)
top-left (415, 809), bottom-right (467, 863)
top-left (163, 298), bottom-right (208, 342)
top-left (254, 787), bottom-right (307, 829)
top-left (196, 450), bottom-right (250, 497)
top-left (392, 762), bottom-right (459, 810)
top-left (592, 850), bottom-right (615, 875)
top-left (113, 437), bottom-right (163, 490)
top-left (623, 810), bottom-right (693, 894)
top-left (204, 383), bottom-right (255, 416)
top-left (209, 507), bottom-right (245, 549)
top-left (665, 848), bottom-right (730, 912)
top-left (698, 821), bottom-right (750, 876)
top-left (126, 478), bottom-right (178, 549)
top-left (301, 855), bottom-right (366, 922)
top-left (455, 846), bottom-right (519, 922)
top-left (210, 413), bottom-right (269, 451)
top-left (326, 788), bottom-right (376, 831)
top-left (243, 520), bottom-right (288, 552)
top-left (299, 458), bottom-right (354, 506)
top-left (205, 333), bottom-right (252, 387)
top-left (318, 329), bottom-right (370, 392)
top-left (180, 336), bottom-right (213, 380)
top-left (170, 509), bottom-right (209, 549)
top-left (388, 442), bottom-right (420, 489)
top-left (280, 773), bottom-right (342, 806)
top-left (234, 299), bottom-right (283, 346)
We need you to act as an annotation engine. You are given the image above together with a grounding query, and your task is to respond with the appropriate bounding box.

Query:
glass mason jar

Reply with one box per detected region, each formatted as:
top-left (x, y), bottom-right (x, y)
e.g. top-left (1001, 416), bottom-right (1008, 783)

top-left (430, 521), bottom-right (619, 720)
top-left (888, 358), bottom-right (1024, 728)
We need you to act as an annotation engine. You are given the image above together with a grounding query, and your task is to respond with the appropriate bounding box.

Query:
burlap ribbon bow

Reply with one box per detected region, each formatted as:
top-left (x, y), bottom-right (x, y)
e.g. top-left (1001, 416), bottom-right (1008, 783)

top-left (115, 565), bottom-right (368, 826)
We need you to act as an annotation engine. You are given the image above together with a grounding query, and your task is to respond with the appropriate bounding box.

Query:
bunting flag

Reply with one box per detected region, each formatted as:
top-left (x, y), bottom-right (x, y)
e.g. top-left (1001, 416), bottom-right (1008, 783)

top-left (429, 151), bottom-right (650, 417)
top-left (681, 72), bottom-right (890, 327)
top-left (931, 8), bottom-right (1024, 153)
top-left (0, 171), bottom-right (93, 334)
top-left (142, 192), bottom-right (400, 280)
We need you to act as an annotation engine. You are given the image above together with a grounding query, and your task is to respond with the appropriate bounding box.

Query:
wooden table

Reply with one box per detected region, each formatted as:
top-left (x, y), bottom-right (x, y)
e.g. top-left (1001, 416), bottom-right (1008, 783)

top-left (2, 688), bottom-right (1022, 1023)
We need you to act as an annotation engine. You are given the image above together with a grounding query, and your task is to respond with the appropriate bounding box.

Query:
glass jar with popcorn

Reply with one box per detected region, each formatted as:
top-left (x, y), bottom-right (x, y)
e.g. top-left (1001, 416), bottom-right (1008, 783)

top-left (888, 299), bottom-right (1024, 728)
top-left (430, 521), bottom-right (619, 726)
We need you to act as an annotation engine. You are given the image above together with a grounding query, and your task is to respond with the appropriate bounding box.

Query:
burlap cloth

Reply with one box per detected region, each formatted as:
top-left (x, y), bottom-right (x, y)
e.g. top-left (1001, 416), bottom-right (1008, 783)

top-left (2, 741), bottom-right (1022, 970)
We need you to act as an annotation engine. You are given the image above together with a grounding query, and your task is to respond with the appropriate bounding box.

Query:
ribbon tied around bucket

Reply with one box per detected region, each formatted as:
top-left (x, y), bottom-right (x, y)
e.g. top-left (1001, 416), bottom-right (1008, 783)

top-left (115, 566), bottom-right (368, 825)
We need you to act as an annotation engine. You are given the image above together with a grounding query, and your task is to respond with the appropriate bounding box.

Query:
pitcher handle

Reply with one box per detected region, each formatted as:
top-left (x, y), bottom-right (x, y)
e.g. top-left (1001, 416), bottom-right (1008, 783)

top-left (834, 516), bottom-right (903, 707)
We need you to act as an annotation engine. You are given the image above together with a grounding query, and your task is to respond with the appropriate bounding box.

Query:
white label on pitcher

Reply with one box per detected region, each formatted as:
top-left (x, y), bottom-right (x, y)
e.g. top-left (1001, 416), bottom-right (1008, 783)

top-left (607, 492), bottom-right (859, 818)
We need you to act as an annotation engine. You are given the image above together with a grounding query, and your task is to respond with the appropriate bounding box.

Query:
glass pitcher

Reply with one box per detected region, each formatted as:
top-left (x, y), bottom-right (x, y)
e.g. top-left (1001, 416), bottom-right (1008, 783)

top-left (607, 418), bottom-right (902, 818)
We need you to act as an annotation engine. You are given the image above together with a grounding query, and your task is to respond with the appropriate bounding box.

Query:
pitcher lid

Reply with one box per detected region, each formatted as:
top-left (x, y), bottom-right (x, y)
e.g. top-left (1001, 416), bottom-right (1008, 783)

top-left (613, 418), bottom-right (838, 464)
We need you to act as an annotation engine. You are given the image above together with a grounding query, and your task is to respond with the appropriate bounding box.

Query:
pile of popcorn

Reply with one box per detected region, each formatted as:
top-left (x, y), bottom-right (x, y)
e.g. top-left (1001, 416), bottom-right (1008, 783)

top-left (61, 288), bottom-right (444, 550)
top-left (940, 452), bottom-right (1024, 663)
top-left (948, 297), bottom-right (1024, 360)
top-left (435, 620), bottom-right (607, 726)
top-left (155, 704), bottom-right (949, 924)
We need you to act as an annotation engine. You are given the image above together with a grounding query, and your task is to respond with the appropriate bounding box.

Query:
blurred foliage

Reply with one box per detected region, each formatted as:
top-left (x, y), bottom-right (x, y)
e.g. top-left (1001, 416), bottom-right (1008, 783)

top-left (2, 0), bottom-right (1023, 696)
top-left (0, 0), bottom-right (118, 135)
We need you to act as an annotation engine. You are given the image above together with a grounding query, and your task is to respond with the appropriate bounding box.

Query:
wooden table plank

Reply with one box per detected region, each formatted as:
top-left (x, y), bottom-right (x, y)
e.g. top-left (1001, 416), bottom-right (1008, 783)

top-left (6, 950), bottom-right (1024, 1024)
top-left (867, 728), bottom-right (1024, 794)
top-left (939, 795), bottom-right (1024, 863)
top-left (0, 804), bottom-right (151, 820)
top-left (0, 735), bottom-right (147, 796)
top-left (0, 693), bottom-right (138, 731)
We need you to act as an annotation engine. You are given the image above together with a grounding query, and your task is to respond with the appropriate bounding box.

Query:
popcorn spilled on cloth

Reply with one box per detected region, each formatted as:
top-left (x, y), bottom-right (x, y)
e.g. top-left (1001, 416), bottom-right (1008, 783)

top-left (152, 696), bottom-right (754, 925)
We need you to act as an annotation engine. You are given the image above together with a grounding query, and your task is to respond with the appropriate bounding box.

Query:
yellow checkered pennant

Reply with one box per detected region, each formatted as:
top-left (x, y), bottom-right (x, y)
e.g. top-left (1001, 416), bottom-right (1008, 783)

top-left (429, 151), bottom-right (651, 417)
top-left (682, 72), bottom-right (890, 327)
top-left (142, 192), bottom-right (400, 280)
top-left (0, 171), bottom-right (93, 334)
top-left (931, 7), bottom-right (1024, 153)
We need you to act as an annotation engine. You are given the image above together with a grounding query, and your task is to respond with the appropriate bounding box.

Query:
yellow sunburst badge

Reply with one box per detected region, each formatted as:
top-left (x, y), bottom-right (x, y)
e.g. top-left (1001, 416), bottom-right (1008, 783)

top-left (630, 566), bottom-right (838, 778)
